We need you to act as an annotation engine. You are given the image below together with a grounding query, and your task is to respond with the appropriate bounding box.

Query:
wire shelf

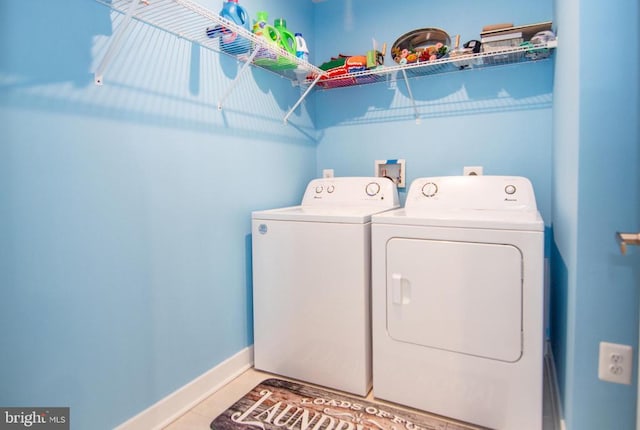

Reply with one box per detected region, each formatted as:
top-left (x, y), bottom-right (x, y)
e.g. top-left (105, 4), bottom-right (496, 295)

top-left (95, 0), bottom-right (326, 81)
top-left (306, 40), bottom-right (558, 90)
top-left (94, 0), bottom-right (557, 123)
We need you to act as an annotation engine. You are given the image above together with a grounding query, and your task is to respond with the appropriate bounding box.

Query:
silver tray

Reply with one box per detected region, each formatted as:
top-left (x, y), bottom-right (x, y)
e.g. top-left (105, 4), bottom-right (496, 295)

top-left (391, 28), bottom-right (451, 63)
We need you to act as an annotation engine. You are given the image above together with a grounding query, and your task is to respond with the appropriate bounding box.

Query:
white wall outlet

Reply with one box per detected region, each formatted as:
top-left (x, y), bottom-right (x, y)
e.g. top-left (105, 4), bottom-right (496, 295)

top-left (464, 166), bottom-right (484, 176)
top-left (598, 341), bottom-right (633, 384)
top-left (375, 159), bottom-right (406, 188)
top-left (322, 169), bottom-right (334, 178)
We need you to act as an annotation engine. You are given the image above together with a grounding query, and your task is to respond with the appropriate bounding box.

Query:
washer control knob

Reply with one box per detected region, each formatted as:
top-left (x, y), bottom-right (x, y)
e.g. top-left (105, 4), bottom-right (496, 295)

top-left (365, 182), bottom-right (381, 196)
top-left (327, 185), bottom-right (335, 193)
top-left (422, 182), bottom-right (438, 197)
top-left (315, 185), bottom-right (323, 194)
top-left (505, 185), bottom-right (517, 195)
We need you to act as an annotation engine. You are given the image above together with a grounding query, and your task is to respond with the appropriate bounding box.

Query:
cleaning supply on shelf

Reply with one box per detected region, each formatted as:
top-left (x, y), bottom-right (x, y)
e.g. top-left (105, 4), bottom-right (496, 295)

top-left (274, 19), bottom-right (297, 56)
top-left (252, 11), bottom-right (280, 66)
top-left (295, 33), bottom-right (309, 62)
top-left (252, 11), bottom-right (269, 36)
top-left (259, 18), bottom-right (296, 70)
top-left (207, 0), bottom-right (251, 56)
top-left (366, 39), bottom-right (386, 69)
top-left (314, 54), bottom-right (371, 88)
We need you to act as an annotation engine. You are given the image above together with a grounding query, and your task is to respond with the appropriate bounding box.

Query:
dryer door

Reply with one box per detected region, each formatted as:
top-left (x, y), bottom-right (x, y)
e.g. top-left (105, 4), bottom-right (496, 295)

top-left (386, 238), bottom-right (523, 362)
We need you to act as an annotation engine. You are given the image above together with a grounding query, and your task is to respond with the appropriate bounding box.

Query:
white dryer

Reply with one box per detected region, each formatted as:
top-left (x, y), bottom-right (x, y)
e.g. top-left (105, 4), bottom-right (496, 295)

top-left (252, 177), bottom-right (399, 396)
top-left (371, 176), bottom-right (544, 430)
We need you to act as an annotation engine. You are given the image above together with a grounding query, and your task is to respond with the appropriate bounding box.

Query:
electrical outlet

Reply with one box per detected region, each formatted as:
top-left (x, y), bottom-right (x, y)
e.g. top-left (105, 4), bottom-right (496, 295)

top-left (322, 169), bottom-right (334, 178)
top-left (598, 341), bottom-right (633, 384)
top-left (463, 166), bottom-right (483, 176)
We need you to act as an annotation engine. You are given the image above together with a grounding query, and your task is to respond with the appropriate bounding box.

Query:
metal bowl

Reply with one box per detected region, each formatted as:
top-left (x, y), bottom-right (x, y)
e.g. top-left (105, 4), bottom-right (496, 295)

top-left (391, 28), bottom-right (451, 64)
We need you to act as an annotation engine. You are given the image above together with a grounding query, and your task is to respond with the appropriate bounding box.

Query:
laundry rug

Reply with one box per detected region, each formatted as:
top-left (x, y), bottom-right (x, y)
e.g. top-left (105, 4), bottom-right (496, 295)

top-left (210, 378), bottom-right (483, 430)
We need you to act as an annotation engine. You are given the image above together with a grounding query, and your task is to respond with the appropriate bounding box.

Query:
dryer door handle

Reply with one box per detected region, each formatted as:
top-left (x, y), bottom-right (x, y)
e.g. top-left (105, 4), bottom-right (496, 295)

top-left (391, 273), bottom-right (411, 305)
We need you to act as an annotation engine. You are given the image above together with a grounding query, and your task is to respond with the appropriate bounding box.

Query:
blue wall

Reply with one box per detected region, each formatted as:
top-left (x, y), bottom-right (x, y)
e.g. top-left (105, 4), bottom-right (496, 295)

top-left (550, 0), bottom-right (581, 420)
top-left (2, 0), bottom-right (639, 429)
top-left (0, 1), bottom-right (316, 429)
top-left (553, 0), bottom-right (640, 428)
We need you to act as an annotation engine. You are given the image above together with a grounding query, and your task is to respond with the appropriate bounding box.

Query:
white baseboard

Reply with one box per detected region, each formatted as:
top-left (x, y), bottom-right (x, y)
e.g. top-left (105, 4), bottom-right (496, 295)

top-left (115, 346), bottom-right (254, 430)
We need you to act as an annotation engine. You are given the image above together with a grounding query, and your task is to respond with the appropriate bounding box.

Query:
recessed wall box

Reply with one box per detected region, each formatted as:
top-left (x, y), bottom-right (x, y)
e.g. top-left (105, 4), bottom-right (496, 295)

top-left (375, 159), bottom-right (406, 188)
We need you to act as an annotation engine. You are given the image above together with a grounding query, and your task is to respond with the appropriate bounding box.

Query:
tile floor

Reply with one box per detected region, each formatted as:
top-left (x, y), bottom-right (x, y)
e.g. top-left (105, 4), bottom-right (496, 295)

top-left (163, 364), bottom-right (558, 430)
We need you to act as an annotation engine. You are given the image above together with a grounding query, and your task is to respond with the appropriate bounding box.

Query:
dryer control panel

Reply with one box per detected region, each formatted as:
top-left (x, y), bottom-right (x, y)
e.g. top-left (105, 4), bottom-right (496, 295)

top-left (302, 177), bottom-right (400, 207)
top-left (405, 176), bottom-right (538, 211)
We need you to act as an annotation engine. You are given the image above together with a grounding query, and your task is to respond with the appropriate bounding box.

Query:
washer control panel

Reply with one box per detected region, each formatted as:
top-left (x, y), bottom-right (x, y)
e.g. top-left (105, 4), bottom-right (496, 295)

top-left (303, 177), bottom-right (399, 207)
top-left (406, 176), bottom-right (538, 211)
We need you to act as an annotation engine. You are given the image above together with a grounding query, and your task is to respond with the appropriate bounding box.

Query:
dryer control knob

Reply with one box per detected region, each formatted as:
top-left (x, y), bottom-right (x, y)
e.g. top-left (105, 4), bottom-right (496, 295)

top-left (327, 185), bottom-right (335, 193)
top-left (505, 185), bottom-right (517, 195)
top-left (365, 182), bottom-right (381, 196)
top-left (315, 185), bottom-right (324, 193)
top-left (422, 182), bottom-right (438, 197)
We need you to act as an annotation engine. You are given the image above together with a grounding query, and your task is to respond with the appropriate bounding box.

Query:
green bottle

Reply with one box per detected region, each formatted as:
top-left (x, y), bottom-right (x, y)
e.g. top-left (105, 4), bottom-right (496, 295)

top-left (268, 18), bottom-right (297, 70)
top-left (252, 11), bottom-right (280, 66)
top-left (273, 18), bottom-right (297, 56)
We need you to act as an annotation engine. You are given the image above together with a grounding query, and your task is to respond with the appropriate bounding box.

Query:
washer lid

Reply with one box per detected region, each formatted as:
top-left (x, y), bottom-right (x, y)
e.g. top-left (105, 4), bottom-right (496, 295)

top-left (253, 205), bottom-right (398, 223)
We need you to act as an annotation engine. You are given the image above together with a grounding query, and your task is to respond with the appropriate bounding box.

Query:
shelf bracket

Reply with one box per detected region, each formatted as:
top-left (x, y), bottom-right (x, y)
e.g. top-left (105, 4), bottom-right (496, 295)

top-left (401, 69), bottom-right (420, 124)
top-left (284, 73), bottom-right (323, 124)
top-left (217, 47), bottom-right (261, 111)
top-left (94, 0), bottom-right (144, 86)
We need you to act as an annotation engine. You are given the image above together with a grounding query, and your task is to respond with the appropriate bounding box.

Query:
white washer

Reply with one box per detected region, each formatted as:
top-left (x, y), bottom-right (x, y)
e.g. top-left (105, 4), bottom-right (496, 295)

top-left (372, 176), bottom-right (544, 430)
top-left (252, 177), bottom-right (399, 396)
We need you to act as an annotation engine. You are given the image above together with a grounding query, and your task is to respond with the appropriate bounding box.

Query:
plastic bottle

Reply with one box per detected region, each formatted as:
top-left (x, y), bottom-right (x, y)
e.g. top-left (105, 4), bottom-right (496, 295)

top-left (252, 11), bottom-right (280, 65)
top-left (295, 32), bottom-right (309, 62)
top-left (252, 11), bottom-right (269, 36)
top-left (218, 0), bottom-right (251, 55)
top-left (273, 18), bottom-right (297, 56)
top-left (253, 12), bottom-right (280, 48)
